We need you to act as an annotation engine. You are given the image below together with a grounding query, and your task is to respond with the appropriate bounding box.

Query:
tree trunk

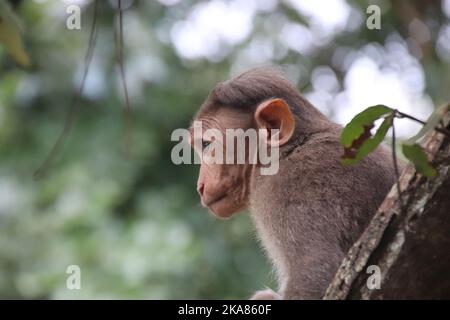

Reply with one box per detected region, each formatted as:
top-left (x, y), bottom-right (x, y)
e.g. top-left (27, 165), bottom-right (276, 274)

top-left (325, 113), bottom-right (450, 299)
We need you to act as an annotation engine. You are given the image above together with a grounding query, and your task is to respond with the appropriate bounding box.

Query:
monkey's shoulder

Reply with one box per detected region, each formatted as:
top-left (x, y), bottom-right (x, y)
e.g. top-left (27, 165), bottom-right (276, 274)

top-left (284, 133), bottom-right (395, 178)
top-left (257, 133), bottom-right (397, 204)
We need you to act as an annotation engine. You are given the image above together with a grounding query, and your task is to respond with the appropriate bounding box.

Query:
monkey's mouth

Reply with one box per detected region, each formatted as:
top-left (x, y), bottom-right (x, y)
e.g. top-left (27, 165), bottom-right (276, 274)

top-left (203, 193), bottom-right (228, 207)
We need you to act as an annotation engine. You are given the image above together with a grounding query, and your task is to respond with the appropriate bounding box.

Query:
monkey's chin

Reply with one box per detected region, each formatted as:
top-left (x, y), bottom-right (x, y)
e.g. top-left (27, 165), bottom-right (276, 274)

top-left (206, 201), bottom-right (240, 219)
top-left (201, 193), bottom-right (243, 219)
top-left (208, 206), bottom-right (236, 219)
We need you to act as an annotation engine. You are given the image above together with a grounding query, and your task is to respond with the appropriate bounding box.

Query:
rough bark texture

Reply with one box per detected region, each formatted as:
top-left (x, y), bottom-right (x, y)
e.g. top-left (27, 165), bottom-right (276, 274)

top-left (324, 113), bottom-right (450, 300)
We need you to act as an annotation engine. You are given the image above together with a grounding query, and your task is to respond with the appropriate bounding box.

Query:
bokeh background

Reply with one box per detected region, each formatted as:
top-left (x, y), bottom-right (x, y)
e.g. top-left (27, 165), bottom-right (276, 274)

top-left (0, 0), bottom-right (450, 299)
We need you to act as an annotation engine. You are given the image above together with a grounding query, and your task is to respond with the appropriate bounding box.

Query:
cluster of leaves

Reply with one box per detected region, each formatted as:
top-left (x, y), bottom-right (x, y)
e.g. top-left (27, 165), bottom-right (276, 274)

top-left (341, 104), bottom-right (450, 177)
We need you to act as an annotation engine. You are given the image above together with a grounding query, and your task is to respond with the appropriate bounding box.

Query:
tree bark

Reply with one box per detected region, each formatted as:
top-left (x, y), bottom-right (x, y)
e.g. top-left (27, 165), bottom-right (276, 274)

top-left (325, 113), bottom-right (450, 299)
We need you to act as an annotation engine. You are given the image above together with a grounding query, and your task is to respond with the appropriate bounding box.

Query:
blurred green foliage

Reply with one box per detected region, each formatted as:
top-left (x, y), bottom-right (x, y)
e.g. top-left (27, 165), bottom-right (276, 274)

top-left (0, 0), bottom-right (449, 299)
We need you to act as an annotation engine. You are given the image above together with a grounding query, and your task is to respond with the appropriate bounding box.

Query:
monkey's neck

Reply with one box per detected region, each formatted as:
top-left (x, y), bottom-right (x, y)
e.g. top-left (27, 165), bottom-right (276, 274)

top-left (280, 133), bottom-right (312, 158)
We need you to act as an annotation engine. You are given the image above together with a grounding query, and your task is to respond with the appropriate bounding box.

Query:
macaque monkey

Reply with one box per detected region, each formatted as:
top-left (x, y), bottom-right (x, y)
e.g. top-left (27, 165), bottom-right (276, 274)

top-left (189, 68), bottom-right (397, 299)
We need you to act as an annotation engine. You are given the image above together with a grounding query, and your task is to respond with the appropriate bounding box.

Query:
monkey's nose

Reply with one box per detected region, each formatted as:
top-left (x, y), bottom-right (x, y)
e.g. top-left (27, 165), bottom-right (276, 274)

top-left (197, 183), bottom-right (205, 197)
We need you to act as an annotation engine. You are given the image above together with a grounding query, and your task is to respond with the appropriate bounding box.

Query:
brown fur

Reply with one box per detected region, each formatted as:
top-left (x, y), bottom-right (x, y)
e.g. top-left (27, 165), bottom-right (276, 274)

top-left (193, 68), bottom-right (399, 299)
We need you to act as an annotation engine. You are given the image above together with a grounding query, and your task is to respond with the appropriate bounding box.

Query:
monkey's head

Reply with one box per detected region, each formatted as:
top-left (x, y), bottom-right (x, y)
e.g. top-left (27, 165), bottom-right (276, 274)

top-left (189, 68), bottom-right (328, 218)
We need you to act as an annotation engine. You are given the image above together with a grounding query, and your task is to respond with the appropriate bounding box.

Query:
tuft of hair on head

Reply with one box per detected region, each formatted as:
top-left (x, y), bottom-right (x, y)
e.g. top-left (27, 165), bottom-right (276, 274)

top-left (205, 67), bottom-right (302, 112)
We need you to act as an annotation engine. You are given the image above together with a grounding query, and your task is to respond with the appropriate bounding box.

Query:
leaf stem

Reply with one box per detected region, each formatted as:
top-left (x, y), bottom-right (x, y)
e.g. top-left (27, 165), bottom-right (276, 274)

top-left (395, 110), bottom-right (450, 137)
top-left (391, 119), bottom-right (404, 213)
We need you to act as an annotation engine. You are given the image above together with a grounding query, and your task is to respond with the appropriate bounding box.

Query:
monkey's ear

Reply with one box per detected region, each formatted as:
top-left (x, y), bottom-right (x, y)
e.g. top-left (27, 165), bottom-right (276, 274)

top-left (255, 98), bottom-right (295, 146)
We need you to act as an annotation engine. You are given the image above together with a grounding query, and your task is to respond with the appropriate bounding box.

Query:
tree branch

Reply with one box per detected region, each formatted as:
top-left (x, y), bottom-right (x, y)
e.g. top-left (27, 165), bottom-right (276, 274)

top-left (325, 111), bottom-right (450, 299)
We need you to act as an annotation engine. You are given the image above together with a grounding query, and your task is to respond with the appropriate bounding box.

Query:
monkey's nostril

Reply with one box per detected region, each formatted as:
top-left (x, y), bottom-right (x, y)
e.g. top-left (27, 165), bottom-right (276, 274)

top-left (197, 183), bottom-right (205, 197)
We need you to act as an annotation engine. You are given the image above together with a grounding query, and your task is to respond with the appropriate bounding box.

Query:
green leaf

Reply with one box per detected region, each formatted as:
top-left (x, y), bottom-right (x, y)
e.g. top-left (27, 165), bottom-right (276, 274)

top-left (405, 104), bottom-right (450, 145)
top-left (402, 143), bottom-right (437, 177)
top-left (341, 105), bottom-right (394, 165)
top-left (341, 105), bottom-right (394, 147)
top-left (342, 113), bottom-right (394, 165)
top-left (0, 0), bottom-right (31, 67)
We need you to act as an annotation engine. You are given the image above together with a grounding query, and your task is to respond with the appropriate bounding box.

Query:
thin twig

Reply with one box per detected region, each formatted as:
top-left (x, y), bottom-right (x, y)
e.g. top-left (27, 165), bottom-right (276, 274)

top-left (396, 110), bottom-right (450, 137)
top-left (391, 119), bottom-right (404, 213)
top-left (34, 0), bottom-right (100, 179)
top-left (115, 0), bottom-right (132, 157)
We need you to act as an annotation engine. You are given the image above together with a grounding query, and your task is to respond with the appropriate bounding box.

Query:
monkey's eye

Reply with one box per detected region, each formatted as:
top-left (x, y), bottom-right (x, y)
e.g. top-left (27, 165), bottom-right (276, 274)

top-left (202, 140), bottom-right (211, 151)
